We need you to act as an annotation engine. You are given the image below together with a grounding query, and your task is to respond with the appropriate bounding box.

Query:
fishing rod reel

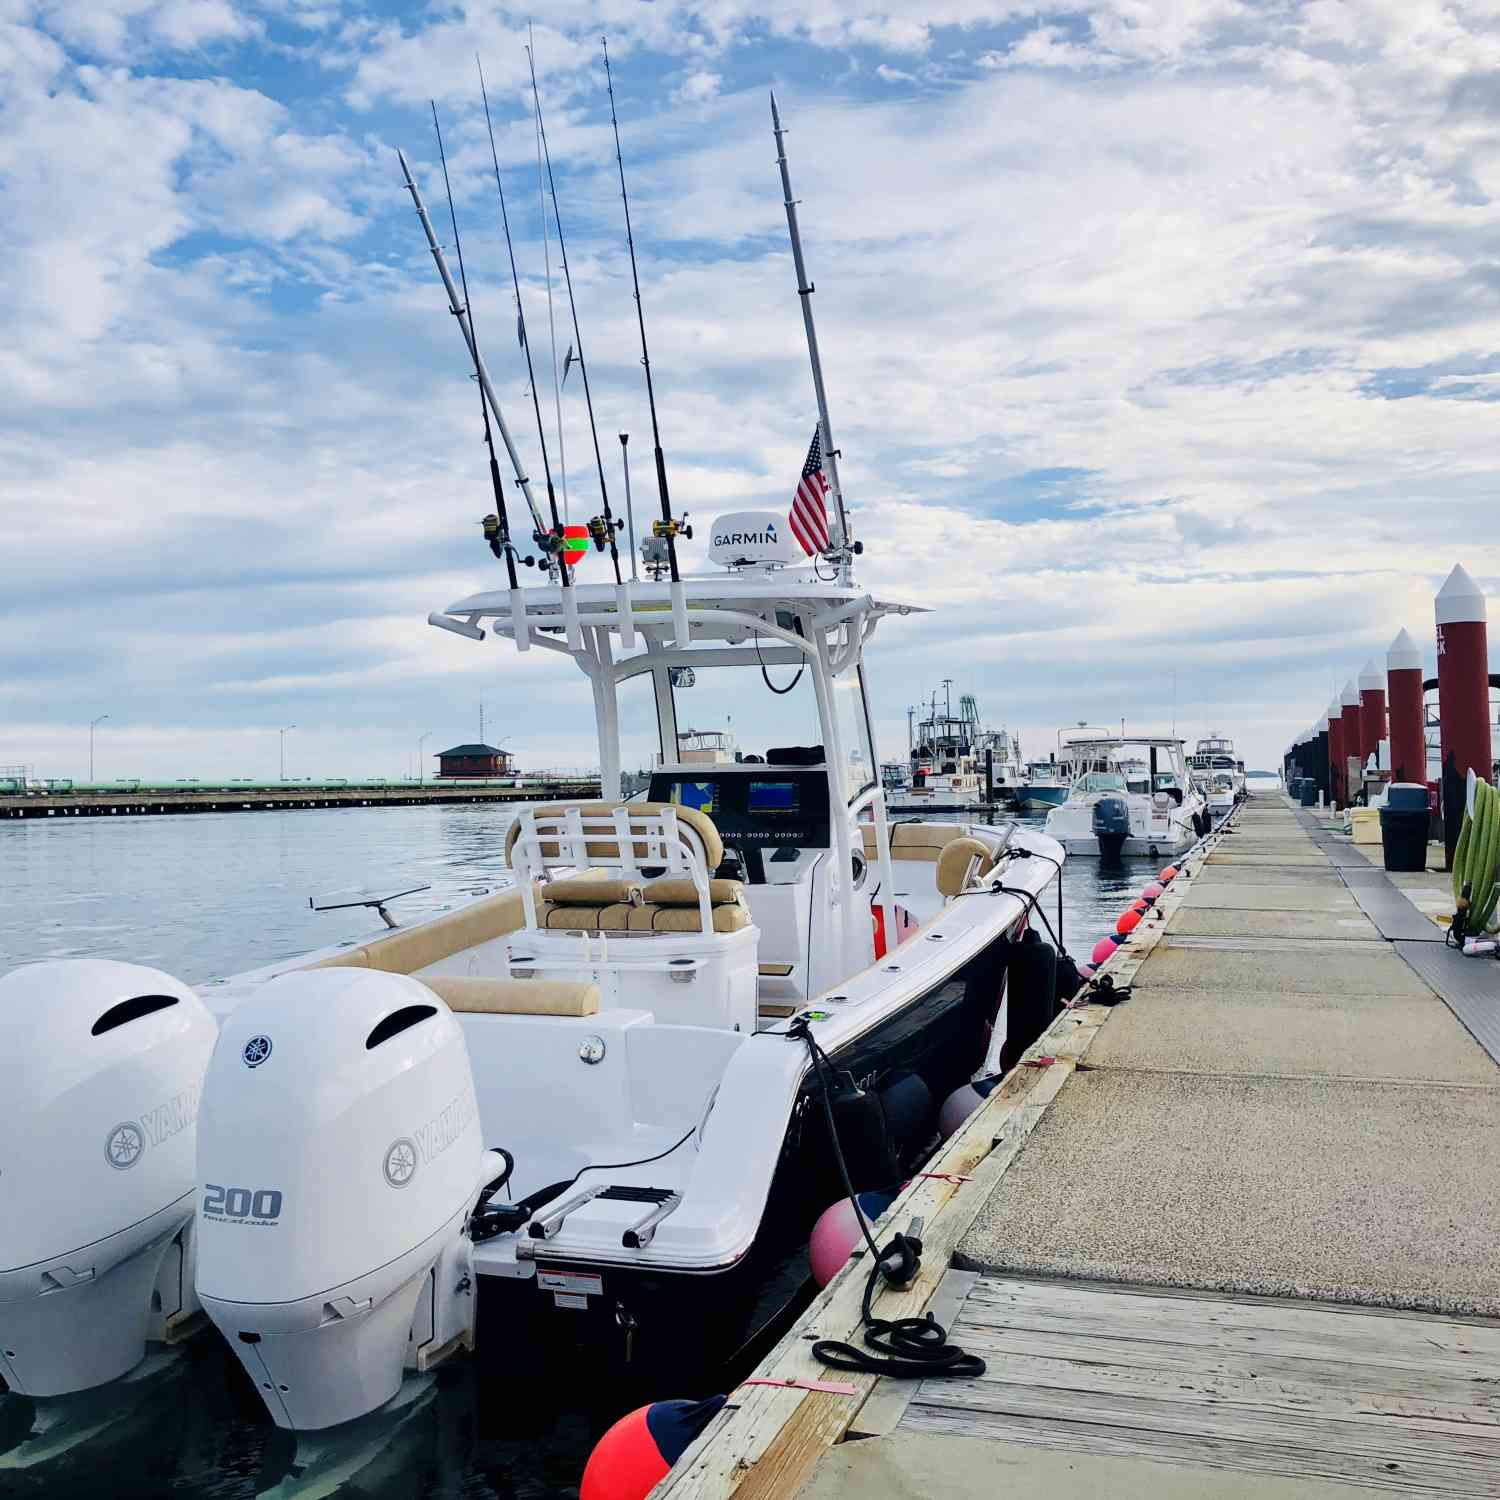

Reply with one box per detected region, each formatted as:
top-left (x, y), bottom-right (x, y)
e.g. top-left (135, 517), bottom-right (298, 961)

top-left (587, 512), bottom-right (620, 552)
top-left (652, 513), bottom-right (692, 543)
top-left (480, 513), bottom-right (534, 568)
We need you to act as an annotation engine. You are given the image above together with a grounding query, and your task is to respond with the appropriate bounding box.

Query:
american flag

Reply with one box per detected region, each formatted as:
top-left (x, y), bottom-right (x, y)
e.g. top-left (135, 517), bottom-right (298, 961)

top-left (789, 427), bottom-right (831, 555)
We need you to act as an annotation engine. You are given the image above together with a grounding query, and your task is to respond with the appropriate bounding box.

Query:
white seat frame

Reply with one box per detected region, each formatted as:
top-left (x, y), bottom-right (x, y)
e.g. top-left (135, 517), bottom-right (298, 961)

top-left (510, 804), bottom-right (719, 936)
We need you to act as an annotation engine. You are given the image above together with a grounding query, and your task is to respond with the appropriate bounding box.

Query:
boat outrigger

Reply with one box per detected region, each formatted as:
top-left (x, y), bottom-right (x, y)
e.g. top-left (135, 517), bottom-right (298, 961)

top-left (0, 84), bottom-right (1066, 1434)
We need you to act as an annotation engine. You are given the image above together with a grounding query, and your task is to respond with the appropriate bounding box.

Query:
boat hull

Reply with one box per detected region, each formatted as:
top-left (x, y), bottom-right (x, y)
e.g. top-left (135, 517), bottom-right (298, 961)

top-left (469, 918), bottom-right (1026, 1378)
top-left (1017, 786), bottom-right (1068, 812)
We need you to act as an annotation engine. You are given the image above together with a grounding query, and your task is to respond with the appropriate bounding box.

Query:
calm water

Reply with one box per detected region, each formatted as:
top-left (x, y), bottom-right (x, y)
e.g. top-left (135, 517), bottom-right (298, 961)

top-left (0, 802), bottom-right (1169, 1499)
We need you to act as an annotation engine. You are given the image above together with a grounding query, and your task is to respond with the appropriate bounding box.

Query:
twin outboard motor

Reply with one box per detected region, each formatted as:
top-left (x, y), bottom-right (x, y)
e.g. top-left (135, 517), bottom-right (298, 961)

top-left (0, 960), bottom-right (216, 1396)
top-left (1093, 796), bottom-right (1131, 860)
top-left (196, 969), bottom-right (491, 1430)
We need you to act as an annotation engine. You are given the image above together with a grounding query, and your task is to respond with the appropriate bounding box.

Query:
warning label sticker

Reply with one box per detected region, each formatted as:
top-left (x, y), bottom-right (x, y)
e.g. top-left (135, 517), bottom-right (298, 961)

top-left (554, 1292), bottom-right (589, 1311)
top-left (538, 1268), bottom-right (603, 1297)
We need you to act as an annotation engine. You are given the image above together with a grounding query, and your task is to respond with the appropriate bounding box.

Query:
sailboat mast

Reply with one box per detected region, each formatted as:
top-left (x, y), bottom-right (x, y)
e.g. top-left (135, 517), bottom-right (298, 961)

top-left (770, 92), bottom-right (852, 575)
top-left (396, 146), bottom-right (549, 554)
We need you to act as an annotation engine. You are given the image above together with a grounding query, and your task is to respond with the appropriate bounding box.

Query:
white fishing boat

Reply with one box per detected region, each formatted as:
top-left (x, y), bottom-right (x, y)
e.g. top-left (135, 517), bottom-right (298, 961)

top-left (980, 724), bottom-right (1025, 804)
top-left (670, 726), bottom-right (738, 766)
top-left (1016, 760), bottom-right (1070, 812)
top-left (0, 91), bottom-right (1066, 1434)
top-left (1187, 733), bottom-right (1245, 816)
top-left (1043, 734), bottom-right (1209, 858)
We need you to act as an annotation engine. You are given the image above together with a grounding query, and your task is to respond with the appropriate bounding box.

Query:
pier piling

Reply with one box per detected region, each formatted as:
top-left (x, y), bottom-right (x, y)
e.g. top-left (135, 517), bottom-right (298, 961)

top-left (1435, 564), bottom-right (1491, 865)
top-left (1386, 627), bottom-right (1426, 787)
top-left (1357, 657), bottom-right (1384, 777)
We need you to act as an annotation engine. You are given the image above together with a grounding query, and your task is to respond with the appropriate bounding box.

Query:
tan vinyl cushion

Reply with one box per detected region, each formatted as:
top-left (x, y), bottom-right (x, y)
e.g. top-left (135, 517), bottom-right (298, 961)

top-left (543, 877), bottom-right (642, 906)
top-left (625, 902), bottom-right (752, 934)
top-left (893, 823), bottom-right (972, 862)
top-left (860, 822), bottom-right (972, 864)
top-left (936, 836), bottom-right (993, 898)
top-left (506, 801), bottom-right (724, 871)
top-left (423, 976), bottom-right (600, 1017)
top-left (536, 902), bottom-right (639, 931)
top-left (642, 877), bottom-right (745, 907)
top-left (305, 886), bottom-right (529, 975)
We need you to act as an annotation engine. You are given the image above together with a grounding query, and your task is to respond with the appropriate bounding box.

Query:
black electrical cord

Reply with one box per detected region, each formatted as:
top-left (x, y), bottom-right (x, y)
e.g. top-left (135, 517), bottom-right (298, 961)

top-left (787, 1017), bottom-right (984, 1380)
top-left (469, 1125), bottom-right (696, 1242)
top-left (754, 629), bottom-right (804, 695)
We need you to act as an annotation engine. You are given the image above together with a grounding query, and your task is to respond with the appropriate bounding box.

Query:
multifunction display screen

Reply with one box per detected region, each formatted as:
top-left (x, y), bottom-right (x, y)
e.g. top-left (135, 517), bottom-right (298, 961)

top-left (649, 769), bottom-right (829, 847)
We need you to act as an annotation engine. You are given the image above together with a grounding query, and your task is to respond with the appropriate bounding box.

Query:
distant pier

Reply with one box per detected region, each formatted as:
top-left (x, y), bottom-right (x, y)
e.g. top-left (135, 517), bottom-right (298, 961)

top-left (0, 778), bottom-right (601, 820)
top-left (654, 791), bottom-right (1500, 1500)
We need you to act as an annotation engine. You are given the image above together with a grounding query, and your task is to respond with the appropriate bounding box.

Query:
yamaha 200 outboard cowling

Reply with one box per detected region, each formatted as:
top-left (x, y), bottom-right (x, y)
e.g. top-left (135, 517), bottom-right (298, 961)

top-left (196, 969), bottom-right (494, 1430)
top-left (1093, 796), bottom-right (1131, 860)
top-left (0, 960), bottom-right (216, 1396)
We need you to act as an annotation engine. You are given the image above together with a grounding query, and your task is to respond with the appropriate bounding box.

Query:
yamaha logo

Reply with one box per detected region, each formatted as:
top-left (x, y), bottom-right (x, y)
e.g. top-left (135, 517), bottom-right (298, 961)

top-left (242, 1035), bottom-right (273, 1069)
top-left (383, 1138), bottom-right (418, 1189)
top-left (105, 1121), bottom-right (145, 1170)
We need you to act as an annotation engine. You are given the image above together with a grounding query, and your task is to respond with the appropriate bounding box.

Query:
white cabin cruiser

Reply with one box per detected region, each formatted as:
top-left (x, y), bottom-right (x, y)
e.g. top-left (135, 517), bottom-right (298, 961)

top-left (1044, 736), bottom-right (1209, 858)
top-left (1188, 734), bottom-right (1245, 816)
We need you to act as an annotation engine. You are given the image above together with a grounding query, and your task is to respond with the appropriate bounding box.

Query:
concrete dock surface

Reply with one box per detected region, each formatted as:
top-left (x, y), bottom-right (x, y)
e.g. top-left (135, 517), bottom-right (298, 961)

top-left (795, 795), bottom-right (1500, 1499)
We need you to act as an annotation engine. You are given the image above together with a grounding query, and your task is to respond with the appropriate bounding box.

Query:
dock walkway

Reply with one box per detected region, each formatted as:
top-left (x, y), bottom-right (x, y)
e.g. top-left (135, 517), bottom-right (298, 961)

top-left (658, 795), bottom-right (1500, 1500)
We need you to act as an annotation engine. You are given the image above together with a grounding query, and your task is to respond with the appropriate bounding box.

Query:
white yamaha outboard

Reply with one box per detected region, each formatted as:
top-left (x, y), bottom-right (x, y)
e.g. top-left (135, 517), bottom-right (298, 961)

top-left (0, 959), bottom-right (216, 1396)
top-left (196, 969), bottom-right (491, 1430)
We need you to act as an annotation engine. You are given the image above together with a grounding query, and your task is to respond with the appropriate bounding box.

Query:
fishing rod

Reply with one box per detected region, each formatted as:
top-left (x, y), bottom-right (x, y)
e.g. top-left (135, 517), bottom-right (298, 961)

top-left (398, 143), bottom-right (546, 650)
top-left (602, 35), bottom-right (691, 646)
top-left (528, 43), bottom-right (623, 587)
top-left (429, 105), bottom-right (522, 594)
top-left (770, 91), bottom-right (857, 579)
top-left (526, 30), bottom-right (568, 529)
top-left (474, 59), bottom-right (573, 596)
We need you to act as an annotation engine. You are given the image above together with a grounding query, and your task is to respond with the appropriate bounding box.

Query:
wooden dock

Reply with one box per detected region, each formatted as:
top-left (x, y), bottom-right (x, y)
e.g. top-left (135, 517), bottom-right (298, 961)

top-left (655, 794), bottom-right (1500, 1500)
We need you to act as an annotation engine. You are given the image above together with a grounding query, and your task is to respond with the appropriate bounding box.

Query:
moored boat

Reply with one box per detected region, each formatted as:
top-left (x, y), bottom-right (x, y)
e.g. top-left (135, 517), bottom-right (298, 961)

top-left (1044, 734), bottom-right (1209, 857)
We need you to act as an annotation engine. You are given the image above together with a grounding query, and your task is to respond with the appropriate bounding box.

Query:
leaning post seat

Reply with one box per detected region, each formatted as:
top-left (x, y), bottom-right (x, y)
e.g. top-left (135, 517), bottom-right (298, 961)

top-left (504, 801), bottom-right (759, 1032)
top-left (507, 802), bottom-right (747, 935)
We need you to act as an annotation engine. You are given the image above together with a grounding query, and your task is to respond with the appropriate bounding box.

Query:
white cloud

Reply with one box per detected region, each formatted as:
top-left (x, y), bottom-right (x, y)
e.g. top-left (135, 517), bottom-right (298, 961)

top-left (6, 1), bottom-right (1500, 784)
top-left (676, 68), bottom-right (721, 104)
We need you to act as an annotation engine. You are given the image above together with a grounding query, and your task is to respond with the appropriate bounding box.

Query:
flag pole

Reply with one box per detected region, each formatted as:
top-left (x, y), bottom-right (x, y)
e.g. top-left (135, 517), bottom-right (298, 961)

top-left (770, 91), bottom-right (854, 578)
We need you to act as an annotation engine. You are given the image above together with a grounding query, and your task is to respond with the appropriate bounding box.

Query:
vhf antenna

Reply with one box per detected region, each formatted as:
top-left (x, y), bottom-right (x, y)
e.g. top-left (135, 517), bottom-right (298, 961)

top-left (528, 43), bottom-right (623, 588)
top-left (602, 35), bottom-right (691, 647)
top-left (429, 104), bottom-right (525, 594)
top-left (474, 59), bottom-right (571, 597)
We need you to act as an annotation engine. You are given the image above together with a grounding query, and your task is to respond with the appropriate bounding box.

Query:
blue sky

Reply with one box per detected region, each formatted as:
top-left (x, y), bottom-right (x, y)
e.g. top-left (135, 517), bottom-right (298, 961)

top-left (5, 0), bottom-right (1500, 782)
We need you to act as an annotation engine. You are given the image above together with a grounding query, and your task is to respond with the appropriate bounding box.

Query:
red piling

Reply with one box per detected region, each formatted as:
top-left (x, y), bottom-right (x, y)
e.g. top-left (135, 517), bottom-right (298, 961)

top-left (1339, 680), bottom-right (1360, 803)
top-left (1386, 628), bottom-right (1425, 787)
top-left (1435, 564), bottom-right (1491, 865)
top-left (1327, 696), bottom-right (1346, 806)
top-left (1358, 659), bottom-right (1386, 777)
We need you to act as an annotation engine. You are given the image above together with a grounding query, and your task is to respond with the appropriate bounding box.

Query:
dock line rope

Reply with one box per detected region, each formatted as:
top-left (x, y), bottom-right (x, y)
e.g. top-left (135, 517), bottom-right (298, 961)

top-left (787, 1016), bottom-right (985, 1380)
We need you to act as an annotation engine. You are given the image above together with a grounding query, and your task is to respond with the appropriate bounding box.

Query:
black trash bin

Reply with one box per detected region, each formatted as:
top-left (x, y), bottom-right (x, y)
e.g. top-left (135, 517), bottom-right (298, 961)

top-left (1380, 783), bottom-right (1430, 872)
top-left (1299, 779), bottom-right (1317, 807)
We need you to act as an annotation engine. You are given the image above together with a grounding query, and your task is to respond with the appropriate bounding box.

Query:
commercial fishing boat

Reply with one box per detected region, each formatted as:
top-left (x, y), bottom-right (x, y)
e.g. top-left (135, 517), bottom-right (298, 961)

top-left (889, 687), bottom-right (1009, 811)
top-left (0, 89), bottom-right (1065, 1435)
top-left (1044, 733), bottom-right (1208, 857)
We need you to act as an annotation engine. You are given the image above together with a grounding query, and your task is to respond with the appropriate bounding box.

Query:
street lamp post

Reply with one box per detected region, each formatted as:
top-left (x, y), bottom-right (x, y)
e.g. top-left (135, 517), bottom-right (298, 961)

top-left (419, 731), bottom-right (433, 786)
top-left (89, 714), bottom-right (109, 782)
top-left (280, 725), bottom-right (296, 781)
